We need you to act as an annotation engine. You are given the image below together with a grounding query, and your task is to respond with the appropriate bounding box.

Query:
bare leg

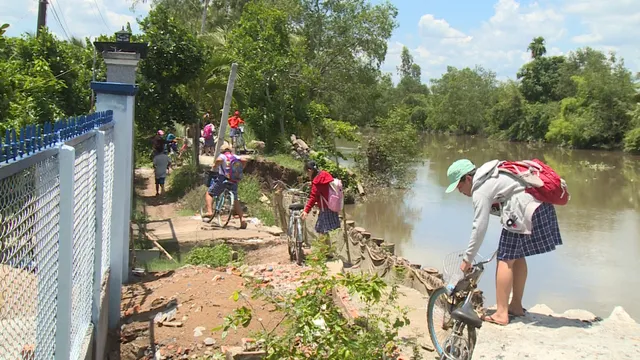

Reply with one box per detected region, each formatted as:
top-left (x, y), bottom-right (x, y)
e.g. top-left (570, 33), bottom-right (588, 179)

top-left (160, 184), bottom-right (165, 195)
top-left (155, 183), bottom-right (160, 195)
top-left (205, 191), bottom-right (214, 216)
top-left (484, 259), bottom-right (514, 325)
top-left (234, 200), bottom-right (246, 228)
top-left (509, 257), bottom-right (528, 316)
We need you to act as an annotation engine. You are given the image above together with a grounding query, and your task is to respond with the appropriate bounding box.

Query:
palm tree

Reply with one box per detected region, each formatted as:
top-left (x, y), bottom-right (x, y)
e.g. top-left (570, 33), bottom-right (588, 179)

top-left (527, 36), bottom-right (547, 59)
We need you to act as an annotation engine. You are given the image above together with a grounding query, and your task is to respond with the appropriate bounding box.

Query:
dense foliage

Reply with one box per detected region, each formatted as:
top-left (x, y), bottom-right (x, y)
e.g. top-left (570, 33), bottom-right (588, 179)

top-left (1, 1), bottom-right (639, 158)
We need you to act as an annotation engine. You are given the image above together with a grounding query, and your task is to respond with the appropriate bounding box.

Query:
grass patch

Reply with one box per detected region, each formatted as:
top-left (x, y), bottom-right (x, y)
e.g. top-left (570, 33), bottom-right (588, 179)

top-left (143, 244), bottom-right (243, 272)
top-left (178, 185), bottom-right (208, 214)
top-left (186, 244), bottom-right (244, 267)
top-left (145, 256), bottom-right (187, 272)
top-left (238, 174), bottom-right (275, 226)
top-left (264, 154), bottom-right (304, 172)
top-left (167, 164), bottom-right (202, 200)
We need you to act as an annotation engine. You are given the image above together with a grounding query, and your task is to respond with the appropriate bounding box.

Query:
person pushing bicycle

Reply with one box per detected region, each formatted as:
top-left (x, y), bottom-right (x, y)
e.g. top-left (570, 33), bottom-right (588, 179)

top-left (203, 143), bottom-right (248, 229)
top-left (228, 110), bottom-right (244, 149)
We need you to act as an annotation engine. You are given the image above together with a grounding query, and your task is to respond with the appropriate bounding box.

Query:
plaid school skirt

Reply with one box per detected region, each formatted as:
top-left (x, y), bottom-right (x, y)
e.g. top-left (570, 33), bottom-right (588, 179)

top-left (497, 203), bottom-right (563, 261)
top-left (315, 209), bottom-right (341, 234)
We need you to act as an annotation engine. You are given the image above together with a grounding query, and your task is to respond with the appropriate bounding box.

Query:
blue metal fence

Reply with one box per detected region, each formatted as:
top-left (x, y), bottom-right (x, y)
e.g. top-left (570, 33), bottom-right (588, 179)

top-left (0, 110), bottom-right (114, 164)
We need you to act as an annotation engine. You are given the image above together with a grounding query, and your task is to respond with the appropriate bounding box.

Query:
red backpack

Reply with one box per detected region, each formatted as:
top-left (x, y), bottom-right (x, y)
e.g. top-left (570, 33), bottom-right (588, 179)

top-left (497, 159), bottom-right (570, 206)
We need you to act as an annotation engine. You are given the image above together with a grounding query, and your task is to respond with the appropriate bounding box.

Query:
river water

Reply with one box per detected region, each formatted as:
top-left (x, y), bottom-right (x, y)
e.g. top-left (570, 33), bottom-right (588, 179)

top-left (342, 134), bottom-right (640, 320)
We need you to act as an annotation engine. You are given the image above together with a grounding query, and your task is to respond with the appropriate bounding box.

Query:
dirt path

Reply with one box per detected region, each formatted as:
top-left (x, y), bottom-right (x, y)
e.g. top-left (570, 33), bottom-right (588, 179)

top-left (134, 168), bottom-right (176, 220)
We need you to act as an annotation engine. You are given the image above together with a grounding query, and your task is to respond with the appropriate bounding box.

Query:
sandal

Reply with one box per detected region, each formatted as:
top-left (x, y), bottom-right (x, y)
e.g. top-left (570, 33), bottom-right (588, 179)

top-left (482, 315), bottom-right (508, 326)
top-left (240, 221), bottom-right (247, 229)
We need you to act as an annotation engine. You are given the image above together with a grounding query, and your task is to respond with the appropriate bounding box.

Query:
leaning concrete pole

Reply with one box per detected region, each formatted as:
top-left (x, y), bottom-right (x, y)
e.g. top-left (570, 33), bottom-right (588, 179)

top-left (213, 63), bottom-right (239, 160)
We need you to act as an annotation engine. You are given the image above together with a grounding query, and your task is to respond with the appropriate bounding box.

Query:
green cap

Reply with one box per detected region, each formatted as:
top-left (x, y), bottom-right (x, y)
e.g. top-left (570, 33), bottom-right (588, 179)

top-left (445, 159), bottom-right (476, 193)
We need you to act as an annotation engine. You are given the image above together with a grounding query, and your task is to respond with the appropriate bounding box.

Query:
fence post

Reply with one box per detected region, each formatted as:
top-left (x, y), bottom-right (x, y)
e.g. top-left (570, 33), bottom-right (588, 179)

top-left (91, 83), bottom-right (139, 329)
top-left (55, 145), bottom-right (75, 360)
top-left (92, 130), bottom-right (105, 326)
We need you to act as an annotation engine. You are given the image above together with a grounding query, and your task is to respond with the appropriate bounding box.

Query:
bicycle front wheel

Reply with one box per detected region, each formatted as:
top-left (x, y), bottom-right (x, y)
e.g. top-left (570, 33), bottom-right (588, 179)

top-left (427, 286), bottom-right (474, 356)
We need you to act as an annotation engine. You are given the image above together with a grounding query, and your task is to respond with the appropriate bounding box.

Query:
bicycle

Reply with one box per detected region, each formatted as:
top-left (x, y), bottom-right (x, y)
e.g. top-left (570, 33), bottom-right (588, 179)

top-left (273, 180), bottom-right (310, 266)
top-left (426, 250), bottom-right (497, 360)
top-left (232, 126), bottom-right (247, 154)
top-left (200, 174), bottom-right (236, 228)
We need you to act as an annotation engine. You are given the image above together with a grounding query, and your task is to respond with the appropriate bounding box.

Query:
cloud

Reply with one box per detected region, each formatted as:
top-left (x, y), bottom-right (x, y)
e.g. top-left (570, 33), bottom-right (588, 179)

top-left (383, 0), bottom-right (640, 83)
top-left (1, 0), bottom-right (150, 39)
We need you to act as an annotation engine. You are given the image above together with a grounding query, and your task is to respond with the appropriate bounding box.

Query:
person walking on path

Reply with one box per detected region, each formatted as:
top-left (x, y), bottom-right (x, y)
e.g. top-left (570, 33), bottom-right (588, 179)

top-left (153, 151), bottom-right (171, 196)
top-left (301, 161), bottom-right (341, 237)
top-left (445, 159), bottom-right (563, 326)
top-left (203, 143), bottom-right (248, 229)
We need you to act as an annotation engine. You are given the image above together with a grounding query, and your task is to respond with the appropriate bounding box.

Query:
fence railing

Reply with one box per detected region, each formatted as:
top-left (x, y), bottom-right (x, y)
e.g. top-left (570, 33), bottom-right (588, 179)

top-left (0, 110), bottom-right (118, 360)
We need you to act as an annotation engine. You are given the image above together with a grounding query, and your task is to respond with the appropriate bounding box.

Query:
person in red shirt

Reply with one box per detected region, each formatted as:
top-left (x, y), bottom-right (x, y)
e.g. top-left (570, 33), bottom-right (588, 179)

top-left (227, 110), bottom-right (245, 148)
top-left (301, 161), bottom-right (341, 235)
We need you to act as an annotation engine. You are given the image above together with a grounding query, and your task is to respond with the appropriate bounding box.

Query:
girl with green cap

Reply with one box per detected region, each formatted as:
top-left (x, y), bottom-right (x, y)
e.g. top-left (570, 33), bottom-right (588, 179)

top-left (445, 158), bottom-right (563, 326)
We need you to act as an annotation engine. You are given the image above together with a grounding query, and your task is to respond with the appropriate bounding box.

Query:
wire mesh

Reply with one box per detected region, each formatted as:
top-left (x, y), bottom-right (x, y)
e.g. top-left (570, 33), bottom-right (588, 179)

top-left (0, 155), bottom-right (60, 359)
top-left (70, 135), bottom-right (98, 360)
top-left (442, 250), bottom-right (487, 286)
top-left (101, 128), bottom-right (115, 280)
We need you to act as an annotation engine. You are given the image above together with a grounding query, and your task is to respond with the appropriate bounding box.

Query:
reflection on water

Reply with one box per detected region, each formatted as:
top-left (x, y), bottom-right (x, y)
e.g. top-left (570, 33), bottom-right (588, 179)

top-left (345, 134), bottom-right (640, 320)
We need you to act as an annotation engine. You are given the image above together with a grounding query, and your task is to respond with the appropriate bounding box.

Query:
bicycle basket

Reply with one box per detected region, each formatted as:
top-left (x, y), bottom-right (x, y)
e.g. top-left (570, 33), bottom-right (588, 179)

top-left (441, 250), bottom-right (485, 286)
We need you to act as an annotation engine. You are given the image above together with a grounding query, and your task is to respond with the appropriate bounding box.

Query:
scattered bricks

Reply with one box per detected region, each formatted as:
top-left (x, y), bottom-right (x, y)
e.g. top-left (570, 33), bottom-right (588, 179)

top-left (242, 338), bottom-right (258, 351)
top-left (372, 237), bottom-right (384, 246)
top-left (160, 321), bottom-right (183, 327)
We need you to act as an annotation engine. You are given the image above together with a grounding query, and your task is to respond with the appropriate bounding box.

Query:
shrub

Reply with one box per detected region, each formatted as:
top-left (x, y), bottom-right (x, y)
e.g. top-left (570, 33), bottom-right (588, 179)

top-left (167, 163), bottom-right (201, 199)
top-left (186, 244), bottom-right (243, 267)
top-left (216, 245), bottom-right (416, 359)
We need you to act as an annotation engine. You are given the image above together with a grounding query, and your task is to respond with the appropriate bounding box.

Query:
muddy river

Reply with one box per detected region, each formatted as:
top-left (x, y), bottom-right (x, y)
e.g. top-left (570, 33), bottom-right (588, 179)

top-left (343, 134), bottom-right (640, 320)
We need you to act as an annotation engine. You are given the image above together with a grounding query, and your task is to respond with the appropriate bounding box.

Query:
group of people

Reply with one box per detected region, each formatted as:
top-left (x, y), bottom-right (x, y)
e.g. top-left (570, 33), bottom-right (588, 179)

top-left (201, 110), bottom-right (245, 155)
top-left (155, 107), bottom-right (565, 328)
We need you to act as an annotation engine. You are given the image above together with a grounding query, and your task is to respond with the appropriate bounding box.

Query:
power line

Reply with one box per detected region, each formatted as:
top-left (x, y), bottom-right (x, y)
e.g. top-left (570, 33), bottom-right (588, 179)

top-left (91, 0), bottom-right (112, 34)
top-left (48, 0), bottom-right (70, 40)
top-left (50, 0), bottom-right (73, 38)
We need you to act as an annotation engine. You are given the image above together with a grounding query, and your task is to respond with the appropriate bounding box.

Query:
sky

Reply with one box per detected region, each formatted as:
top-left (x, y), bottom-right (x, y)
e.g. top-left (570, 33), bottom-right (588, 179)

top-left (2, 0), bottom-right (639, 83)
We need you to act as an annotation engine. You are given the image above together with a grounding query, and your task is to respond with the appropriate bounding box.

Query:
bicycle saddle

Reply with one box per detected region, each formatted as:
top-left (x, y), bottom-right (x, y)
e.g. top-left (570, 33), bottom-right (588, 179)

top-left (451, 301), bottom-right (483, 329)
top-left (289, 203), bottom-right (304, 211)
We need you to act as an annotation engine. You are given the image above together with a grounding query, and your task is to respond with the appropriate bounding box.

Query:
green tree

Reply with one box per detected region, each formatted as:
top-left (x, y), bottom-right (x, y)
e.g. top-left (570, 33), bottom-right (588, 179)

top-left (135, 4), bottom-right (207, 134)
top-left (546, 48), bottom-right (636, 148)
top-left (227, 0), bottom-right (306, 148)
top-left (517, 56), bottom-right (565, 103)
top-left (427, 66), bottom-right (497, 134)
top-left (527, 36), bottom-right (547, 59)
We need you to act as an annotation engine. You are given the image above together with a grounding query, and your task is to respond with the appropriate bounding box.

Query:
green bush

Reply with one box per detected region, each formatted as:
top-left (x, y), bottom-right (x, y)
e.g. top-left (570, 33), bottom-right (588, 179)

top-left (623, 128), bottom-right (640, 153)
top-left (167, 163), bottom-right (201, 199)
top-left (186, 244), bottom-right (243, 267)
top-left (238, 175), bottom-right (276, 226)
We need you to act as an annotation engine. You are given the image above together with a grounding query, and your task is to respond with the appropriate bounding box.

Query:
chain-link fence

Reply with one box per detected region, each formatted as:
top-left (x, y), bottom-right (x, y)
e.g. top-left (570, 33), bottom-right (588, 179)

top-left (0, 111), bottom-right (120, 360)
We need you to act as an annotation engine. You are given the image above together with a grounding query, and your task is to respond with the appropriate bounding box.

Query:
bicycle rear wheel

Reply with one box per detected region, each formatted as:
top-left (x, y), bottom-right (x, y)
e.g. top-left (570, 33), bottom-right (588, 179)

top-left (293, 219), bottom-right (304, 265)
top-left (426, 287), bottom-right (475, 357)
top-left (287, 215), bottom-right (296, 261)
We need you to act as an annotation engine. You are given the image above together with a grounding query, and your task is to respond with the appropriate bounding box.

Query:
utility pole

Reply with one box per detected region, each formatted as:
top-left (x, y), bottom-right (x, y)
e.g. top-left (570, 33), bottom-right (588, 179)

top-left (36, 0), bottom-right (48, 37)
top-left (194, 0), bottom-right (211, 167)
top-left (200, 0), bottom-right (210, 34)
